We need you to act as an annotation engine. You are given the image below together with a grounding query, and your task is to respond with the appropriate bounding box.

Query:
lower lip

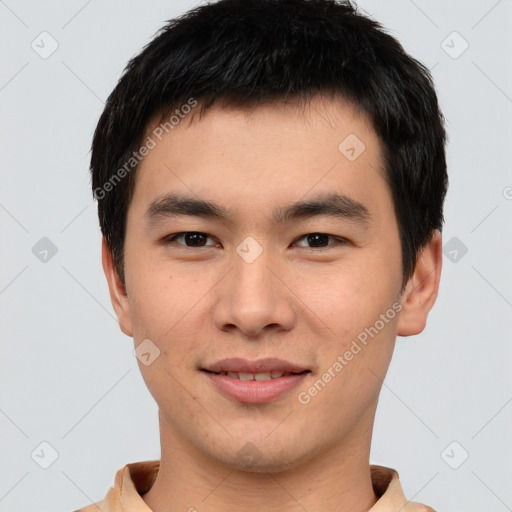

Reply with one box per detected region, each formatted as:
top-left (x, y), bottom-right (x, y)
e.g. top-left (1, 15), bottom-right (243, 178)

top-left (202, 371), bottom-right (309, 403)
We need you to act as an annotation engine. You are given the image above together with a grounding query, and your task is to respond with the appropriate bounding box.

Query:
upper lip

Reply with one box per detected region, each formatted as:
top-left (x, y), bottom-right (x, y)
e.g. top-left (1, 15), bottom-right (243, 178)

top-left (202, 357), bottom-right (310, 374)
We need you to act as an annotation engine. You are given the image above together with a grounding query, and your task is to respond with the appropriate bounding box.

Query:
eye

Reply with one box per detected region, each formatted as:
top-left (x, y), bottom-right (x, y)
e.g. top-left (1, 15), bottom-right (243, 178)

top-left (162, 232), bottom-right (347, 250)
top-left (164, 232), bottom-right (219, 248)
top-left (293, 233), bottom-right (348, 249)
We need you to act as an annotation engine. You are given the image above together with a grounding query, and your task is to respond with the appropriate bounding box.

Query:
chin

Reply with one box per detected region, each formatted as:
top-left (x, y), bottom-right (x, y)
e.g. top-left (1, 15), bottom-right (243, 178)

top-left (209, 438), bottom-right (312, 474)
top-left (227, 453), bottom-right (303, 474)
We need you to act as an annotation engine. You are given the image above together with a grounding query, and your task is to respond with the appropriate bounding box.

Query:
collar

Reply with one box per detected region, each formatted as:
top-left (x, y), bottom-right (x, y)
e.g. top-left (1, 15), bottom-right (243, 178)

top-left (75, 460), bottom-right (435, 511)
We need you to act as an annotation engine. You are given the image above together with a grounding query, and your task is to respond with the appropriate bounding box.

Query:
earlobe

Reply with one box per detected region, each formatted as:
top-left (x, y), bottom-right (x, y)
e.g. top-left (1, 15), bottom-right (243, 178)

top-left (101, 237), bottom-right (133, 337)
top-left (396, 230), bottom-right (443, 337)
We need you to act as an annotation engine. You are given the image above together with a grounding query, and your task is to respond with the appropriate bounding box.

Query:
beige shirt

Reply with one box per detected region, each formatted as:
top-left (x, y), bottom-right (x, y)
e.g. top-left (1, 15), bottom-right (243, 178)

top-left (74, 460), bottom-right (435, 512)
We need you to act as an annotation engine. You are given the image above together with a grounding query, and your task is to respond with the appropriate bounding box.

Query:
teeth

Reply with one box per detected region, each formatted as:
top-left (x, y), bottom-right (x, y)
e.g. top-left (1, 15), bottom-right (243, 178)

top-left (222, 371), bottom-right (288, 380)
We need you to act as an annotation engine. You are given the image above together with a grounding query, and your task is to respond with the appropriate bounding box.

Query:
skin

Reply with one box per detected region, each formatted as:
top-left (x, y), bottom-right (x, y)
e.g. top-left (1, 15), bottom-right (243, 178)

top-left (102, 95), bottom-right (442, 512)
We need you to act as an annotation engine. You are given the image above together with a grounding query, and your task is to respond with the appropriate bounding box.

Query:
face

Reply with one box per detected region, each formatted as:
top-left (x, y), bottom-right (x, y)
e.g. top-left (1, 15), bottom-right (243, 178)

top-left (104, 96), bottom-right (441, 472)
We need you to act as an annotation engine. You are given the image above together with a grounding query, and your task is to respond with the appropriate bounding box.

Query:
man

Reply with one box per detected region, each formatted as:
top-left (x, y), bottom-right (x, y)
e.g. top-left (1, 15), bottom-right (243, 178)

top-left (76, 0), bottom-right (446, 510)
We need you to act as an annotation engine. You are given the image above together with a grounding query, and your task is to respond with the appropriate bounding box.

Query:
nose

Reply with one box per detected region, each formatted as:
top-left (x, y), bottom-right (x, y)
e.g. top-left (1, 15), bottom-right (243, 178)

top-left (212, 247), bottom-right (297, 338)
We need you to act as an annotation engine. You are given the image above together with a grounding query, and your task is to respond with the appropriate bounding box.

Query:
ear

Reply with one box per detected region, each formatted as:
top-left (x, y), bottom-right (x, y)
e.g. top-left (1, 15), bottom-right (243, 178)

top-left (101, 237), bottom-right (133, 337)
top-left (397, 230), bottom-right (442, 337)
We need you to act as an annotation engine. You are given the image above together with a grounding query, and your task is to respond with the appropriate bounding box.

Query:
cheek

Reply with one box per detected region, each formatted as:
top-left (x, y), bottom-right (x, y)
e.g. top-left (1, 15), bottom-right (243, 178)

top-left (295, 255), bottom-right (400, 340)
top-left (125, 248), bottom-right (206, 341)
top-left (125, 268), bottom-right (216, 395)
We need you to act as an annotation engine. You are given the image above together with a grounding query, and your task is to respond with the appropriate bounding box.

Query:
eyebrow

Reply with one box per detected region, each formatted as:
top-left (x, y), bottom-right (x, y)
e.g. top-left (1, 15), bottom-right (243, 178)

top-left (145, 192), bottom-right (371, 227)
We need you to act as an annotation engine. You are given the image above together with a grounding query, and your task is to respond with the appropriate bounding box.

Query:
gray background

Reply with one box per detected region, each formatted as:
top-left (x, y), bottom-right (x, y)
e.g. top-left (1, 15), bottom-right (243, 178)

top-left (1, 1), bottom-right (511, 511)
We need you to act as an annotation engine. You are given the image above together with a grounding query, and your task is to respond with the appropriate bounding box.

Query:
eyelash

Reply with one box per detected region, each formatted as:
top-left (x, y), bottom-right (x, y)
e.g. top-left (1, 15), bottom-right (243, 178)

top-left (163, 232), bottom-right (349, 250)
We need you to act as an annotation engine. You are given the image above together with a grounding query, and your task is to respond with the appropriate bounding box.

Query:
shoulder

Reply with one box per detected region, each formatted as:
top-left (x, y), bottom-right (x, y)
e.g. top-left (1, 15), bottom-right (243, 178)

top-left (72, 460), bottom-right (159, 512)
top-left (73, 485), bottom-right (121, 511)
top-left (405, 504), bottom-right (437, 512)
top-left (370, 464), bottom-right (437, 511)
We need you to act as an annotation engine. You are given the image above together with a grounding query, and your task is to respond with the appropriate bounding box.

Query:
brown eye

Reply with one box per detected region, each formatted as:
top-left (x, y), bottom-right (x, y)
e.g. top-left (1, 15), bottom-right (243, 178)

top-left (294, 233), bottom-right (347, 249)
top-left (165, 232), bottom-right (218, 247)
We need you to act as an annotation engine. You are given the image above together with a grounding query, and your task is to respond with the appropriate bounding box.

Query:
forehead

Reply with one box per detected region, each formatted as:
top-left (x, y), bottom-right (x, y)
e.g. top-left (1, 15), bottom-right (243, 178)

top-left (131, 95), bottom-right (389, 223)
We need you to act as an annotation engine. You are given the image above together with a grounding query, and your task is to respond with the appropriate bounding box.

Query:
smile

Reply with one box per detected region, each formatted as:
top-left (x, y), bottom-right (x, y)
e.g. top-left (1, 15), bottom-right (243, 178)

top-left (204, 370), bottom-right (307, 380)
top-left (202, 370), bottom-right (311, 404)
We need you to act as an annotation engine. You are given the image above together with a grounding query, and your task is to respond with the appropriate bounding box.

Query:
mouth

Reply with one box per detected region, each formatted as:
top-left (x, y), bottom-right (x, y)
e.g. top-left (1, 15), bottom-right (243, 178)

top-left (201, 369), bottom-right (310, 380)
top-left (200, 358), bottom-right (312, 403)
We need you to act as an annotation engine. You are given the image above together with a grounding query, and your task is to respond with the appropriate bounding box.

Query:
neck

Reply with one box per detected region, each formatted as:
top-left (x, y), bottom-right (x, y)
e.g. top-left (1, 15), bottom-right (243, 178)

top-left (142, 414), bottom-right (378, 512)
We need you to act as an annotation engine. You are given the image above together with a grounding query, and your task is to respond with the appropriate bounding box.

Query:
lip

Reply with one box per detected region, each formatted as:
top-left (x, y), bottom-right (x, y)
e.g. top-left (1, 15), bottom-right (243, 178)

top-left (201, 358), bottom-right (311, 404)
top-left (203, 371), bottom-right (309, 403)
top-left (203, 357), bottom-right (309, 374)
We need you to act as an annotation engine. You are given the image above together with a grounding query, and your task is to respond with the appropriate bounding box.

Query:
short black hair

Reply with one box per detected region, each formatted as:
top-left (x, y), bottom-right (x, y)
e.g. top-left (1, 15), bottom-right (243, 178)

top-left (91, 0), bottom-right (447, 290)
